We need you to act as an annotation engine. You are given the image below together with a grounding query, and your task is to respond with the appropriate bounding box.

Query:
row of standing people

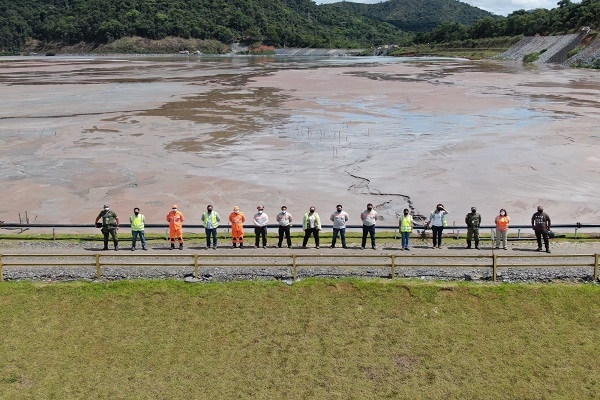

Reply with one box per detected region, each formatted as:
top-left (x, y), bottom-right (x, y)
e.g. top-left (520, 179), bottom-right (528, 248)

top-left (94, 203), bottom-right (552, 252)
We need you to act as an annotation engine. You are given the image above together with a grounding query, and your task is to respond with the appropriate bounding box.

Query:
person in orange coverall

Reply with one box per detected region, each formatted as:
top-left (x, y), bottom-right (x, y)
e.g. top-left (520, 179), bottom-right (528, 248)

top-left (166, 204), bottom-right (185, 250)
top-left (228, 206), bottom-right (246, 248)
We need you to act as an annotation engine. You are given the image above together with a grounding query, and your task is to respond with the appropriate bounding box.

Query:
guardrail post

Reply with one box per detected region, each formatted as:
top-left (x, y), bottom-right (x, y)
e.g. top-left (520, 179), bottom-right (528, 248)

top-left (95, 254), bottom-right (101, 279)
top-left (594, 254), bottom-right (599, 282)
top-left (292, 254), bottom-right (297, 281)
top-left (0, 254), bottom-right (3, 282)
top-left (517, 228), bottom-right (521, 239)
top-left (390, 254), bottom-right (396, 279)
top-left (52, 228), bottom-right (56, 241)
top-left (194, 254), bottom-right (199, 278)
top-left (574, 227), bottom-right (578, 238)
top-left (492, 254), bottom-right (498, 282)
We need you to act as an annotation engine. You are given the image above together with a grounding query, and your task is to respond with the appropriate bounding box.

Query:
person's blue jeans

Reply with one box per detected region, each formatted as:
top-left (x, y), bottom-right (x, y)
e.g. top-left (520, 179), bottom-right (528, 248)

top-left (401, 232), bottom-right (411, 249)
top-left (205, 228), bottom-right (218, 248)
top-left (361, 225), bottom-right (376, 248)
top-left (132, 230), bottom-right (146, 249)
top-left (432, 226), bottom-right (444, 247)
top-left (332, 228), bottom-right (346, 248)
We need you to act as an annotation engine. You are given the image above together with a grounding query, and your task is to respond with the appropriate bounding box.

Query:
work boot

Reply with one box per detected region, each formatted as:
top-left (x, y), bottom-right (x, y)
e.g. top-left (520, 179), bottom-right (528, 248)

top-left (103, 241), bottom-right (109, 250)
top-left (232, 243), bottom-right (237, 248)
top-left (475, 241), bottom-right (480, 250)
top-left (466, 241), bottom-right (471, 249)
top-left (114, 241), bottom-right (118, 251)
top-left (179, 243), bottom-right (183, 250)
top-left (170, 243), bottom-right (175, 250)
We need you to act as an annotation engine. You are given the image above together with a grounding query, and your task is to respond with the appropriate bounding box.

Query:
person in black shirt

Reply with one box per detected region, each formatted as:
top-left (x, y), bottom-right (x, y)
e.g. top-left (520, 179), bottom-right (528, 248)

top-left (531, 206), bottom-right (551, 253)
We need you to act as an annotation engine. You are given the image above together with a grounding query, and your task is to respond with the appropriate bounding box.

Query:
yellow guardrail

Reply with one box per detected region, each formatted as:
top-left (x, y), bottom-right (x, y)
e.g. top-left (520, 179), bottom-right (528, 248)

top-left (0, 253), bottom-right (598, 283)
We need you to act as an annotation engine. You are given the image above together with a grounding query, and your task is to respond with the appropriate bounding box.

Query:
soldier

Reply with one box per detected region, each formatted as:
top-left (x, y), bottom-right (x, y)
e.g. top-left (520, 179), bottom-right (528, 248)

top-left (94, 204), bottom-right (120, 251)
top-left (465, 206), bottom-right (482, 249)
top-left (166, 204), bottom-right (185, 250)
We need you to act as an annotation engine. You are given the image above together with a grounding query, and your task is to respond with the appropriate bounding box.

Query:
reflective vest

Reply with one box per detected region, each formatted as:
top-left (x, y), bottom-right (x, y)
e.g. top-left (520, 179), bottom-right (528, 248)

top-left (303, 213), bottom-right (321, 230)
top-left (430, 210), bottom-right (448, 227)
top-left (400, 215), bottom-right (413, 232)
top-left (202, 212), bottom-right (219, 228)
top-left (130, 214), bottom-right (145, 231)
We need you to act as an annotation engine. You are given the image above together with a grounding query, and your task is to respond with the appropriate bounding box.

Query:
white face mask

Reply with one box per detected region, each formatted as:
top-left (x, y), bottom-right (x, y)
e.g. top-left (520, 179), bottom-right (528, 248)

top-left (500, 212), bottom-right (506, 216)
top-left (258, 210), bottom-right (263, 214)
top-left (172, 208), bottom-right (177, 211)
top-left (104, 208), bottom-right (109, 211)
top-left (281, 210), bottom-right (286, 213)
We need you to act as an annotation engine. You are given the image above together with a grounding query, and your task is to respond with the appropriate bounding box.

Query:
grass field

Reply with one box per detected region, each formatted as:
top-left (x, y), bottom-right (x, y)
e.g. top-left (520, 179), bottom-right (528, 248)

top-left (1, 280), bottom-right (600, 399)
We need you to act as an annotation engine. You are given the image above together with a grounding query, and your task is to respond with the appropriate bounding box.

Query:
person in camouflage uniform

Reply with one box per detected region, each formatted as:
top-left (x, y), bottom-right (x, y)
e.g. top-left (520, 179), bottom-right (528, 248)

top-left (95, 204), bottom-right (120, 251)
top-left (465, 206), bottom-right (481, 249)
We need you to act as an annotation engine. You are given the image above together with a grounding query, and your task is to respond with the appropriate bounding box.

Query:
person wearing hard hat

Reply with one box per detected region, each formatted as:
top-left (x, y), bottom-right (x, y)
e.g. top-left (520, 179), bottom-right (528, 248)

top-left (166, 204), bottom-right (185, 250)
top-left (228, 206), bottom-right (246, 248)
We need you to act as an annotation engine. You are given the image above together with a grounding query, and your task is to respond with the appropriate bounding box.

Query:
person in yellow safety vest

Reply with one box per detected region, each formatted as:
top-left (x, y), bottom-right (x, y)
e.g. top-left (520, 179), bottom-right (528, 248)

top-left (427, 203), bottom-right (449, 249)
top-left (130, 207), bottom-right (147, 251)
top-left (166, 204), bottom-right (185, 250)
top-left (399, 208), bottom-right (414, 251)
top-left (302, 206), bottom-right (321, 248)
top-left (228, 206), bottom-right (246, 248)
top-left (201, 204), bottom-right (221, 250)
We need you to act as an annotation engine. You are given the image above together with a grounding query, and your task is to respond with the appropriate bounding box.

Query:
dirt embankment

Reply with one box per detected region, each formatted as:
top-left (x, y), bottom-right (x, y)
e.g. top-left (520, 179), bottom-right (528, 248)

top-left (497, 31), bottom-right (600, 67)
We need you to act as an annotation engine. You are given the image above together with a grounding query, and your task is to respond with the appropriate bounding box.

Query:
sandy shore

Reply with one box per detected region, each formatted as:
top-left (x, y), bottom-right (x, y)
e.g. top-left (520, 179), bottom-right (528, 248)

top-left (0, 56), bottom-right (599, 226)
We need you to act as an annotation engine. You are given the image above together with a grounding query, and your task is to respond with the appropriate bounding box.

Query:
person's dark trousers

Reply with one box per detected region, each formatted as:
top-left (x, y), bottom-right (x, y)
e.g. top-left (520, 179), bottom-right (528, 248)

top-left (432, 226), bottom-right (443, 247)
top-left (102, 226), bottom-right (118, 249)
top-left (205, 228), bottom-right (218, 248)
top-left (302, 228), bottom-right (320, 247)
top-left (535, 229), bottom-right (549, 250)
top-left (361, 225), bottom-right (376, 248)
top-left (332, 228), bottom-right (347, 247)
top-left (254, 226), bottom-right (267, 247)
top-left (278, 226), bottom-right (292, 247)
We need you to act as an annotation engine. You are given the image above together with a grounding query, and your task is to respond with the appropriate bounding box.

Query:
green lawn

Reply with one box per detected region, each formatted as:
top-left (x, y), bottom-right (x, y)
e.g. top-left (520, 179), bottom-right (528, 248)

top-left (1, 280), bottom-right (600, 399)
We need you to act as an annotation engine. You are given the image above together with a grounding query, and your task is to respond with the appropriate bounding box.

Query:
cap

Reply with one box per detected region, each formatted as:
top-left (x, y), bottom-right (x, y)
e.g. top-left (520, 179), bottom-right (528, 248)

top-left (171, 204), bottom-right (178, 209)
top-left (233, 206), bottom-right (240, 211)
top-left (103, 204), bottom-right (109, 208)
top-left (471, 207), bottom-right (477, 211)
top-left (257, 205), bottom-right (264, 210)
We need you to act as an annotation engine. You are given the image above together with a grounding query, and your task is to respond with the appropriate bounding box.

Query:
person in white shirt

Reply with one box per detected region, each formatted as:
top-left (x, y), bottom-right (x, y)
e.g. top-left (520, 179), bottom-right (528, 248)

top-left (427, 203), bottom-right (449, 249)
top-left (360, 203), bottom-right (378, 250)
top-left (253, 205), bottom-right (269, 248)
top-left (276, 206), bottom-right (293, 248)
top-left (302, 207), bottom-right (321, 248)
top-left (330, 204), bottom-right (349, 248)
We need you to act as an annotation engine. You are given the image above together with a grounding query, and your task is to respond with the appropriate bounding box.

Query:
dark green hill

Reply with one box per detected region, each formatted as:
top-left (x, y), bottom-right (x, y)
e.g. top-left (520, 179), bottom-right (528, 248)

top-left (0, 0), bottom-right (413, 53)
top-left (323, 0), bottom-right (495, 32)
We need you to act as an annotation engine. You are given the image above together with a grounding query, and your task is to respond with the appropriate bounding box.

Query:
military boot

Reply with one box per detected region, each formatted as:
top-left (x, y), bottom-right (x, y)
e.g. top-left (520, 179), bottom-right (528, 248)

top-left (114, 241), bottom-right (119, 251)
top-left (465, 241), bottom-right (471, 249)
top-left (103, 241), bottom-right (109, 250)
top-left (475, 240), bottom-right (480, 250)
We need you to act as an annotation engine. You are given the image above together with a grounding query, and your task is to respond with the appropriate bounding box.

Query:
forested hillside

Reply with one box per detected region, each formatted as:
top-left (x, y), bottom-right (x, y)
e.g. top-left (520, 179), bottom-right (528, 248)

top-left (417, 0), bottom-right (600, 43)
top-left (0, 0), bottom-right (412, 53)
top-left (324, 0), bottom-right (493, 32)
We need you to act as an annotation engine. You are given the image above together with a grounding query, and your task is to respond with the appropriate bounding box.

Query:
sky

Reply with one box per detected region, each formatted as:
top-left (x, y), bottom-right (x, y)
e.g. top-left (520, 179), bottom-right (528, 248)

top-left (314, 0), bottom-right (581, 16)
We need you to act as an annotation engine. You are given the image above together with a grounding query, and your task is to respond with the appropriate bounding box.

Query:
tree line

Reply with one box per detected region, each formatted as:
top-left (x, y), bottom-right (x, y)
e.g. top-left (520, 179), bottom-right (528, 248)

top-left (0, 0), bottom-right (599, 54)
top-left (416, 0), bottom-right (600, 44)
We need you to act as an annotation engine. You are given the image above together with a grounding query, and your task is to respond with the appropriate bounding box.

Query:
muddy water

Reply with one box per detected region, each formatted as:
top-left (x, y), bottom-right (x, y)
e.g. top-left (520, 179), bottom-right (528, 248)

top-left (0, 56), bottom-right (599, 225)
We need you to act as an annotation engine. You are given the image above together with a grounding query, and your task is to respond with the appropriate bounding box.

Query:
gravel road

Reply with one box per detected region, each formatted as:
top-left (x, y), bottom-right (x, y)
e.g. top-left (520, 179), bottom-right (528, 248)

top-left (1, 239), bottom-right (599, 284)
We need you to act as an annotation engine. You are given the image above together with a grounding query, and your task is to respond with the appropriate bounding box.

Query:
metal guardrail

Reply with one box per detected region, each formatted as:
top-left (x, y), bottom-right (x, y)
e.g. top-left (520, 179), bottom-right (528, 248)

top-left (1, 253), bottom-right (598, 283)
top-left (2, 223), bottom-right (600, 240)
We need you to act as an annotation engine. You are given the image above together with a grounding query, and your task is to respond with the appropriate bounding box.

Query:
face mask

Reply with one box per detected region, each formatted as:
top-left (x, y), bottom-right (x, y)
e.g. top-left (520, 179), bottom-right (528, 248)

top-left (309, 210), bottom-right (315, 213)
top-left (500, 212), bottom-right (505, 216)
top-left (172, 208), bottom-right (177, 212)
top-left (134, 211), bottom-right (139, 215)
top-left (258, 210), bottom-right (263, 214)
top-left (337, 208), bottom-right (342, 212)
top-left (281, 210), bottom-right (286, 213)
top-left (437, 207), bottom-right (442, 211)
top-left (404, 212), bottom-right (408, 215)
top-left (208, 209), bottom-right (212, 212)
top-left (104, 208), bottom-right (109, 211)
top-left (367, 207), bottom-right (373, 211)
